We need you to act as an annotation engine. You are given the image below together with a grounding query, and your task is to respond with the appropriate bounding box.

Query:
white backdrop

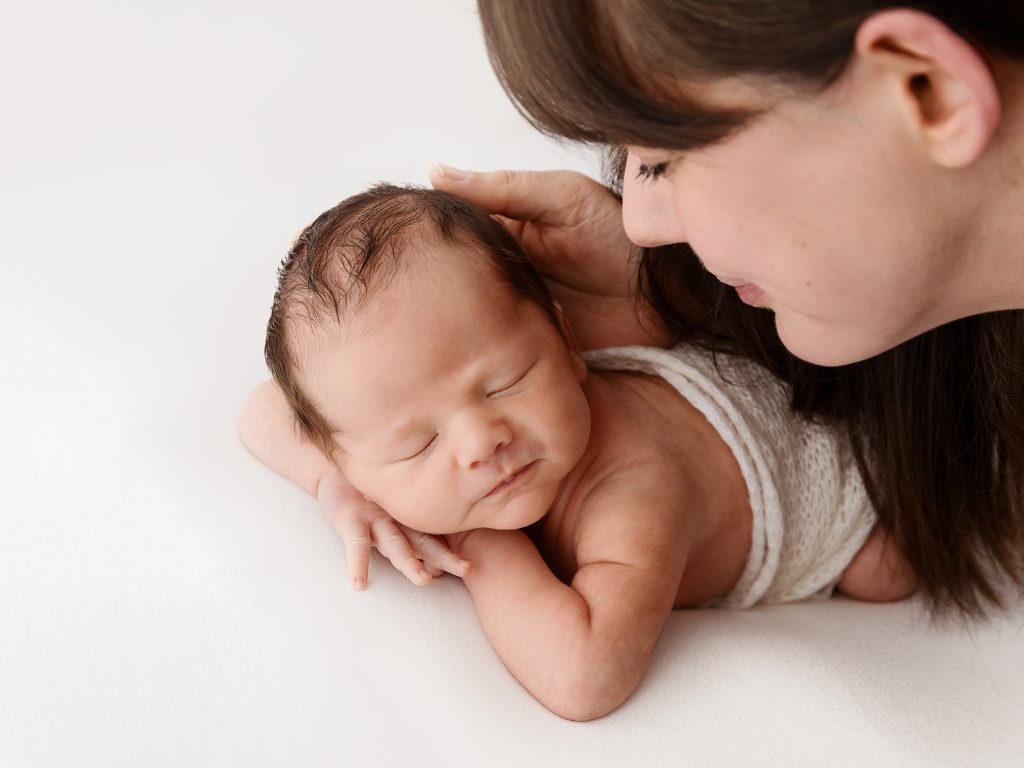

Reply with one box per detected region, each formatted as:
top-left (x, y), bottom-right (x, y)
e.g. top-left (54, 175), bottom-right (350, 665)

top-left (2, 2), bottom-right (1022, 766)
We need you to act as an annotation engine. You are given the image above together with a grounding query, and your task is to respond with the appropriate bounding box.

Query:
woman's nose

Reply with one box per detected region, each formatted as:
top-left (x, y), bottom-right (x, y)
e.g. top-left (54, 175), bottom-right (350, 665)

top-left (453, 408), bottom-right (513, 470)
top-left (621, 150), bottom-right (687, 247)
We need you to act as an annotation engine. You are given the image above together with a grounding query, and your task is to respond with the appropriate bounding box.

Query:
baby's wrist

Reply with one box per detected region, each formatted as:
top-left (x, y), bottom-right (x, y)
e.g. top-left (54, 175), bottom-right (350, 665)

top-left (446, 528), bottom-right (490, 556)
top-left (445, 530), bottom-right (472, 554)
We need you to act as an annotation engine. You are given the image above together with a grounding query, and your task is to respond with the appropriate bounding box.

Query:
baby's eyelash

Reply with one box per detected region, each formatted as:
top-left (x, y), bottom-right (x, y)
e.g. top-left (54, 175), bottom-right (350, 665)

top-left (635, 162), bottom-right (669, 182)
top-left (488, 363), bottom-right (534, 397)
top-left (402, 434), bottom-right (437, 462)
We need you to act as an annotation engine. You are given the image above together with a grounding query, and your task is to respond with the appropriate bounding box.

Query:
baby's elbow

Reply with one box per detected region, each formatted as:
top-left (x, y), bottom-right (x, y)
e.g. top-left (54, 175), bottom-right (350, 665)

top-left (541, 661), bottom-right (642, 722)
top-left (236, 395), bottom-right (257, 450)
top-left (548, 697), bottom-right (621, 723)
top-left (236, 380), bottom-right (281, 452)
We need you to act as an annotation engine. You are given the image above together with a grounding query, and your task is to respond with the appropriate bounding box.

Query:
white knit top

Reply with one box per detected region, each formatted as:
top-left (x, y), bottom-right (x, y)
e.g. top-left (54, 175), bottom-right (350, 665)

top-left (584, 344), bottom-right (877, 608)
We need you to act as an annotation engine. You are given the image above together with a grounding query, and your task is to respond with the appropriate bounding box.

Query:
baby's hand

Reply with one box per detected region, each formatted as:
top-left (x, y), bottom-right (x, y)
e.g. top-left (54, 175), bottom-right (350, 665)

top-left (316, 472), bottom-right (471, 590)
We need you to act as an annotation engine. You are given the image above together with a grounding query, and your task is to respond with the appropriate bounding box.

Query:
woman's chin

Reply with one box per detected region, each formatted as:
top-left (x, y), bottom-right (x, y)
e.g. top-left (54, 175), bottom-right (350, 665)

top-left (774, 313), bottom-right (896, 368)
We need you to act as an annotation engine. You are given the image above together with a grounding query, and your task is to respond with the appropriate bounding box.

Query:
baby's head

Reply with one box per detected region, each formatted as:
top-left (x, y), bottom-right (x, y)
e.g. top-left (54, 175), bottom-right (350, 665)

top-left (266, 184), bottom-right (591, 534)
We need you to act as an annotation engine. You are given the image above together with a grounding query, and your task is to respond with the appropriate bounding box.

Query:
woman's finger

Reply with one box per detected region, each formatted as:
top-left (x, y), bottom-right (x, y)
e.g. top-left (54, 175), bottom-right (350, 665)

top-left (429, 166), bottom-right (596, 224)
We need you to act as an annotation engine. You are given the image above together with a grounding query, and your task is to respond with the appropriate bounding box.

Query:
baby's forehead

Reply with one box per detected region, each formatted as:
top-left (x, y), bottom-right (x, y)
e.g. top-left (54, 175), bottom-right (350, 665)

top-left (308, 287), bottom-right (555, 441)
top-left (362, 237), bottom-right (525, 317)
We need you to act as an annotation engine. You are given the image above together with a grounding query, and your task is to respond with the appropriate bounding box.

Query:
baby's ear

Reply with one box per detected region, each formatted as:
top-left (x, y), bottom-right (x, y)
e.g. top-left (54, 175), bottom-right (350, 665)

top-left (553, 301), bottom-right (588, 382)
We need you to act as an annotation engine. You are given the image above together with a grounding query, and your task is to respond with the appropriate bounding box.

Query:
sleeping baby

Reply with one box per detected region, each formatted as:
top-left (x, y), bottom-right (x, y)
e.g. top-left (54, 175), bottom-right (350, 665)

top-left (238, 183), bottom-right (917, 721)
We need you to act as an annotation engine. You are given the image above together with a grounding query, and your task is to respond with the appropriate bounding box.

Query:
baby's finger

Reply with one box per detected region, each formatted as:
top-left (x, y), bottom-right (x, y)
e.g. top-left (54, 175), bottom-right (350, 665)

top-left (402, 526), bottom-right (471, 577)
top-left (372, 518), bottom-right (432, 587)
top-left (424, 564), bottom-right (445, 578)
top-left (337, 517), bottom-right (373, 590)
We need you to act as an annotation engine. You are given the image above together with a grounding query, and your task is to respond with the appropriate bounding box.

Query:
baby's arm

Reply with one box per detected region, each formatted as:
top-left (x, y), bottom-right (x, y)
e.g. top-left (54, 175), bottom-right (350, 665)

top-left (237, 379), bottom-right (334, 497)
top-left (237, 379), bottom-right (468, 587)
top-left (448, 486), bottom-right (688, 721)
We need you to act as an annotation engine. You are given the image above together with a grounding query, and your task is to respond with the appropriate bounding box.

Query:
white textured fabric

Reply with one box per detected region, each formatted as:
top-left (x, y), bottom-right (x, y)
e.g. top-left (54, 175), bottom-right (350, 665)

top-left (585, 344), bottom-right (877, 608)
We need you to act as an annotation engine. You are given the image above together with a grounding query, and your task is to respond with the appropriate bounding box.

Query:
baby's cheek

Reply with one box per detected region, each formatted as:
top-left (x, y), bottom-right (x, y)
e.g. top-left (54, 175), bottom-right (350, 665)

top-left (385, 478), bottom-right (449, 533)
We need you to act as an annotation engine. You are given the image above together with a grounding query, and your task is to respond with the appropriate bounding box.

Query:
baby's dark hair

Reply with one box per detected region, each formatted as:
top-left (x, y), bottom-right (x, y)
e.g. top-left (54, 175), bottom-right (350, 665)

top-left (264, 183), bottom-right (559, 461)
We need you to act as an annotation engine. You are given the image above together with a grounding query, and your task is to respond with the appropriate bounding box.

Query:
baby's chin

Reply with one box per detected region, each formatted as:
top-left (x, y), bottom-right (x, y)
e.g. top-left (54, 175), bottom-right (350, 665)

top-left (397, 467), bottom-right (568, 534)
top-left (470, 478), bottom-right (561, 531)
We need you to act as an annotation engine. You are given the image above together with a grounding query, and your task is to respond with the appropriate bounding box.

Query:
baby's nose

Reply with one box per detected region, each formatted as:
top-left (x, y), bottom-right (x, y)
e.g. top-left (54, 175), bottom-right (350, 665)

top-left (454, 411), bottom-right (513, 470)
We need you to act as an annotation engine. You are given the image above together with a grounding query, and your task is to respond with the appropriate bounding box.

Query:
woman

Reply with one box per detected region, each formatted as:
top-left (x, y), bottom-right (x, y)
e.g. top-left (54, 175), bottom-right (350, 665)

top-left (426, 1), bottom-right (1024, 619)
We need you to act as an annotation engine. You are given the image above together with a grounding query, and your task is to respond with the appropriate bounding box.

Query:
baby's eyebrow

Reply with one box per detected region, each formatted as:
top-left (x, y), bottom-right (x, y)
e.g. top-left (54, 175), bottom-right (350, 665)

top-left (325, 411), bottom-right (412, 442)
top-left (380, 419), bottom-right (421, 443)
top-left (332, 417), bottom-right (420, 447)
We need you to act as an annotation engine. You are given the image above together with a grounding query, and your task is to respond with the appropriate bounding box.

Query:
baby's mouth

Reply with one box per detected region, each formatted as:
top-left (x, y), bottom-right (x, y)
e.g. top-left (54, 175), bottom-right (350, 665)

top-left (483, 460), bottom-right (537, 499)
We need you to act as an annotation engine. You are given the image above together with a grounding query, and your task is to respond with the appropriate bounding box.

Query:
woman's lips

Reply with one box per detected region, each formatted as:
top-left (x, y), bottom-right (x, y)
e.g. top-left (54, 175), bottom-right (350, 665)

top-left (734, 284), bottom-right (766, 307)
top-left (483, 460), bottom-right (537, 499)
top-left (716, 276), bottom-right (767, 307)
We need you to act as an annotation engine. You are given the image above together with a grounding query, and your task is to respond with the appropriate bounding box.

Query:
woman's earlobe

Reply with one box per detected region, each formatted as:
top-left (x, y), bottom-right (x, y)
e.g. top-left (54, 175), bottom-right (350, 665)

top-left (855, 9), bottom-right (1001, 168)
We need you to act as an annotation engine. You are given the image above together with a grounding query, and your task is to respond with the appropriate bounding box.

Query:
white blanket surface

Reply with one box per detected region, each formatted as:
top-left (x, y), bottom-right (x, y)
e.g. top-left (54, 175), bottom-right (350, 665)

top-left (2, 2), bottom-right (1021, 765)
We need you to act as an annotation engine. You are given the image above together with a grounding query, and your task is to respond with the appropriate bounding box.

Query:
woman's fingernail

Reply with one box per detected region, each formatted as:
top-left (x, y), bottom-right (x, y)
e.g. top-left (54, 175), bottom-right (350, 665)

top-left (432, 163), bottom-right (468, 181)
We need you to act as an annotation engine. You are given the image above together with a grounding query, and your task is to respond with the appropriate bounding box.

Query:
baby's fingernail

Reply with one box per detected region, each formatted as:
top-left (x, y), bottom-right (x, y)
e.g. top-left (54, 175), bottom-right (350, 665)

top-left (354, 577), bottom-right (366, 590)
top-left (459, 559), bottom-right (472, 574)
top-left (432, 163), bottom-right (468, 181)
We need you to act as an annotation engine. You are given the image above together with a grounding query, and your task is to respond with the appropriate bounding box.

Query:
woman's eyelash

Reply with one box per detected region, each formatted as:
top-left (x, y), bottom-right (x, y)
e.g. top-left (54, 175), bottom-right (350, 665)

top-left (636, 162), bottom-right (669, 182)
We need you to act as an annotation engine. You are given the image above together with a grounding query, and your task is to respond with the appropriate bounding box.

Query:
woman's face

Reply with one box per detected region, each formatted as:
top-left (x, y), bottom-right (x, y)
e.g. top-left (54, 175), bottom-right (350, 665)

top-left (621, 76), bottom-right (966, 366)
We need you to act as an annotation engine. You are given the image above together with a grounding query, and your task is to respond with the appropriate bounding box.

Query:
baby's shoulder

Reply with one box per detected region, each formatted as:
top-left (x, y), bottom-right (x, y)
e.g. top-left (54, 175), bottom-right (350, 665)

top-left (560, 473), bottom-right (690, 594)
top-left (569, 449), bottom-right (691, 568)
top-left (582, 370), bottom-right (696, 480)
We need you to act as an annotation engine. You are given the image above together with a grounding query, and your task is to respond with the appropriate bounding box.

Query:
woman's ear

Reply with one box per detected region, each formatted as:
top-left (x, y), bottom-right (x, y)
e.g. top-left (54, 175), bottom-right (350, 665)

top-left (553, 300), bottom-right (588, 382)
top-left (854, 9), bottom-right (1000, 168)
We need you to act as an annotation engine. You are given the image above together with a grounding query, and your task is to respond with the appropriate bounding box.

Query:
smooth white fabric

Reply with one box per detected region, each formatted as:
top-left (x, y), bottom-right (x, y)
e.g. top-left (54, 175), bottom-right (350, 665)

top-left (2, 2), bottom-right (1022, 766)
top-left (585, 344), bottom-right (876, 608)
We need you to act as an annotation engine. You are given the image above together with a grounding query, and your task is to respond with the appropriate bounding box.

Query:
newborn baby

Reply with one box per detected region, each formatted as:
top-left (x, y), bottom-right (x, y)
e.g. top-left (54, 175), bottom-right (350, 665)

top-left (243, 183), bottom-right (916, 721)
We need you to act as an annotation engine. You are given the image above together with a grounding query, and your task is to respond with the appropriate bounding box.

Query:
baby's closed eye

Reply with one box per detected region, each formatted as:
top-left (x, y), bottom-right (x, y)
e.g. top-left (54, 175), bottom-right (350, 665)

top-left (487, 361), bottom-right (536, 398)
top-left (397, 434), bottom-right (437, 463)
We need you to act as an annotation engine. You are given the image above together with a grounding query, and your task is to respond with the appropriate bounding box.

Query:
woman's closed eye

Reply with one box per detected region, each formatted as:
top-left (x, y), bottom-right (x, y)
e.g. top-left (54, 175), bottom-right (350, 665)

top-left (635, 161), bottom-right (669, 182)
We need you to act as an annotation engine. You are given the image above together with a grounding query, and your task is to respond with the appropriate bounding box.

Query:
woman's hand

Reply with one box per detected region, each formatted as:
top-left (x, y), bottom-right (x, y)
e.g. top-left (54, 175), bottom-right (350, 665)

top-left (316, 471), bottom-right (471, 589)
top-left (429, 165), bottom-right (671, 349)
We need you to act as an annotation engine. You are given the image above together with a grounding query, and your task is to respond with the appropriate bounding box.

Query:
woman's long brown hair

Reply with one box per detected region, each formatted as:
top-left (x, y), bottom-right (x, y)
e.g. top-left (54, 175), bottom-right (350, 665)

top-left (478, 0), bottom-right (1024, 620)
